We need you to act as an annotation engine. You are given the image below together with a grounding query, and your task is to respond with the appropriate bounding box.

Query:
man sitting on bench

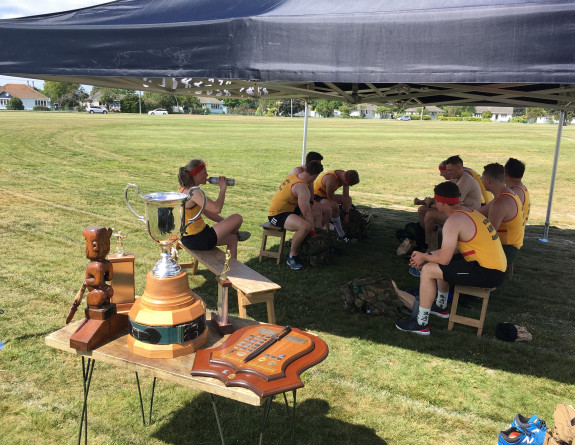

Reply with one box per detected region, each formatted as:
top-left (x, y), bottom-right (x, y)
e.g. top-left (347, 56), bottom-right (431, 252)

top-left (395, 181), bottom-right (506, 336)
top-left (313, 168), bottom-right (360, 243)
top-left (479, 163), bottom-right (525, 266)
top-left (290, 151), bottom-right (331, 228)
top-left (268, 160), bottom-right (324, 270)
top-left (505, 157), bottom-right (530, 223)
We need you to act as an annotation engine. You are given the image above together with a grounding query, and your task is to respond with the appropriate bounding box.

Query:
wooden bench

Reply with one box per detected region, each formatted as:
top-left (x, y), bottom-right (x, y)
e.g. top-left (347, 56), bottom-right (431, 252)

top-left (448, 285), bottom-right (491, 337)
top-left (177, 241), bottom-right (280, 324)
top-left (259, 222), bottom-right (286, 264)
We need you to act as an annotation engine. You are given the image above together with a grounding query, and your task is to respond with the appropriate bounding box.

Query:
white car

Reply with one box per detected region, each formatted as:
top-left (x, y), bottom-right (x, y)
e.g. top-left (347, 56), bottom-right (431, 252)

top-left (148, 108), bottom-right (168, 115)
top-left (86, 105), bottom-right (108, 114)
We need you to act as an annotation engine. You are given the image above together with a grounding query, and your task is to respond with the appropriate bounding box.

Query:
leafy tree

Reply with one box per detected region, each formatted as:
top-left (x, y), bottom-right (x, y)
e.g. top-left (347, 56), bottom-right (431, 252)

top-left (179, 95), bottom-right (202, 110)
top-left (43, 81), bottom-right (86, 108)
top-left (120, 94), bottom-right (144, 113)
top-left (525, 107), bottom-right (546, 121)
top-left (6, 97), bottom-right (24, 110)
top-left (142, 92), bottom-right (177, 112)
top-left (375, 105), bottom-right (394, 118)
top-left (222, 98), bottom-right (257, 110)
top-left (278, 99), bottom-right (305, 116)
top-left (338, 103), bottom-right (355, 118)
top-left (513, 107), bottom-right (526, 117)
top-left (98, 88), bottom-right (120, 110)
top-left (312, 100), bottom-right (343, 118)
top-left (481, 111), bottom-right (493, 119)
top-left (445, 106), bottom-right (476, 117)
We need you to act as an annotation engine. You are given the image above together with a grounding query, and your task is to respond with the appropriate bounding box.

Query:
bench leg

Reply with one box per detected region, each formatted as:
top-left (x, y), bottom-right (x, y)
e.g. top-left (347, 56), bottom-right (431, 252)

top-left (237, 291), bottom-right (276, 324)
top-left (265, 299), bottom-right (276, 325)
top-left (237, 290), bottom-right (248, 320)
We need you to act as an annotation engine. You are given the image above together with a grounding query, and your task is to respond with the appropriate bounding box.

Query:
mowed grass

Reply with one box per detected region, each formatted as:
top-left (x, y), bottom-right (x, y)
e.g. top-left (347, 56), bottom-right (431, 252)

top-left (0, 112), bottom-right (574, 445)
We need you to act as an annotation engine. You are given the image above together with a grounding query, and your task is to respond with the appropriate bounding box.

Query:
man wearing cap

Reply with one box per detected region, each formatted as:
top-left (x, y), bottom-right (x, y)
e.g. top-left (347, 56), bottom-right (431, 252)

top-left (269, 160), bottom-right (324, 270)
top-left (396, 181), bottom-right (506, 335)
top-left (314, 169), bottom-right (360, 243)
top-left (479, 163), bottom-right (525, 266)
top-left (290, 151), bottom-right (332, 228)
top-left (504, 157), bottom-right (530, 223)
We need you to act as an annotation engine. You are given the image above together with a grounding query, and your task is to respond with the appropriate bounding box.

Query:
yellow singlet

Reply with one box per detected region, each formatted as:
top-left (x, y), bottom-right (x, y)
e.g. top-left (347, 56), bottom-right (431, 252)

top-left (497, 192), bottom-right (525, 249)
top-left (268, 174), bottom-right (307, 216)
top-left (454, 208), bottom-right (507, 272)
top-left (179, 187), bottom-right (206, 236)
top-left (313, 170), bottom-right (343, 198)
top-left (511, 184), bottom-right (531, 223)
top-left (464, 167), bottom-right (493, 204)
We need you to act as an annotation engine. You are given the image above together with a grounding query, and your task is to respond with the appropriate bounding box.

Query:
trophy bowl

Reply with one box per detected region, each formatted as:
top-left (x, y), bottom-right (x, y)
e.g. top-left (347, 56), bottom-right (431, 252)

top-left (125, 183), bottom-right (206, 278)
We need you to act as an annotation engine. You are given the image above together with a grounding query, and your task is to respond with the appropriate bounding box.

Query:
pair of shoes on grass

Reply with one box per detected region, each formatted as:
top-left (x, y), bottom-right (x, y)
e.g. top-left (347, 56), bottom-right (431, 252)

top-left (498, 414), bottom-right (547, 445)
top-left (395, 303), bottom-right (449, 335)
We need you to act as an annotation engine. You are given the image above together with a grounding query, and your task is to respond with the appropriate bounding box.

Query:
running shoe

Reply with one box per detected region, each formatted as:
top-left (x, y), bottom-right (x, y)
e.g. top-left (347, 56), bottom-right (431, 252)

top-left (286, 255), bottom-right (303, 270)
top-left (511, 414), bottom-right (547, 442)
top-left (408, 267), bottom-right (421, 277)
top-left (498, 426), bottom-right (542, 445)
top-left (337, 234), bottom-right (357, 243)
top-left (430, 302), bottom-right (450, 319)
top-left (236, 231), bottom-right (251, 242)
top-left (395, 318), bottom-right (430, 336)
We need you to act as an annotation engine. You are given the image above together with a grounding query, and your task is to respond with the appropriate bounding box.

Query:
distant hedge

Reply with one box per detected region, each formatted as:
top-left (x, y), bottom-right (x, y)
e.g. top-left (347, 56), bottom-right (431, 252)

top-left (33, 106), bottom-right (50, 111)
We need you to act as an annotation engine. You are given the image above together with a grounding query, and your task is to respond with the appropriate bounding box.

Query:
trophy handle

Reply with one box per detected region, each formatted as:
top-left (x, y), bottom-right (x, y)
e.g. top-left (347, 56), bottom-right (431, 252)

top-left (124, 183), bottom-right (147, 226)
top-left (183, 186), bottom-right (207, 232)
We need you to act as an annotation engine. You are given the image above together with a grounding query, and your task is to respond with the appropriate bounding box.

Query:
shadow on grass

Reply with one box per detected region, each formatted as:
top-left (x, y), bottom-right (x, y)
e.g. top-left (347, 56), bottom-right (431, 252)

top-left (152, 394), bottom-right (386, 445)
top-left (208, 206), bottom-right (575, 385)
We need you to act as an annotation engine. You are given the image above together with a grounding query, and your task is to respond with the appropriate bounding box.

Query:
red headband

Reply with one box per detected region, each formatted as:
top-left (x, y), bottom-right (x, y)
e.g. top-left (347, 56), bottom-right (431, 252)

top-left (434, 194), bottom-right (459, 204)
top-left (438, 164), bottom-right (447, 171)
top-left (188, 162), bottom-right (206, 177)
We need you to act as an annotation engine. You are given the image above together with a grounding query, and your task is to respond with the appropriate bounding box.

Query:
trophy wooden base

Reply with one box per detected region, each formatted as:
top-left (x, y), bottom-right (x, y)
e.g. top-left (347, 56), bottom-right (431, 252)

top-left (127, 271), bottom-right (208, 358)
top-left (69, 304), bottom-right (129, 351)
top-left (211, 311), bottom-right (234, 335)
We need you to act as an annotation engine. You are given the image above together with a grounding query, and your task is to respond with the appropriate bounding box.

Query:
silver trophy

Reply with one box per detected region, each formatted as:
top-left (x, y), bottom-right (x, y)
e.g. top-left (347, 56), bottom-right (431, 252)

top-left (124, 183), bottom-right (206, 278)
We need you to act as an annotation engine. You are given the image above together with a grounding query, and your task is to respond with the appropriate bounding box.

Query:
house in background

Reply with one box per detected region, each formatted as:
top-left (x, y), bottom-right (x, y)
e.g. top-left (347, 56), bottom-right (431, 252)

top-left (85, 90), bottom-right (124, 111)
top-left (0, 84), bottom-right (50, 110)
top-left (474, 106), bottom-right (514, 122)
top-left (405, 106), bottom-right (446, 120)
top-left (200, 97), bottom-right (227, 114)
top-left (349, 104), bottom-right (379, 118)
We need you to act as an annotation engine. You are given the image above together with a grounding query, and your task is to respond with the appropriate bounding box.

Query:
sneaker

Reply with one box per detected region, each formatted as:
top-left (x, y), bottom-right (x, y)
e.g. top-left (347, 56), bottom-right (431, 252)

top-left (497, 426), bottom-right (541, 445)
top-left (395, 318), bottom-right (430, 336)
top-left (408, 267), bottom-right (421, 277)
top-left (511, 414), bottom-right (548, 441)
top-left (337, 234), bottom-right (357, 243)
top-left (430, 302), bottom-right (450, 319)
top-left (286, 255), bottom-right (303, 270)
top-left (236, 231), bottom-right (251, 242)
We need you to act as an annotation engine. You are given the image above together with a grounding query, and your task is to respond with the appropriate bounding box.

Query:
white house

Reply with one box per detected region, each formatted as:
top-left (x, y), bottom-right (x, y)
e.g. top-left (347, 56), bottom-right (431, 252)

top-left (350, 104), bottom-right (379, 118)
top-left (405, 106), bottom-right (446, 119)
top-left (199, 97), bottom-right (227, 114)
top-left (0, 84), bottom-right (50, 110)
top-left (474, 106), bottom-right (514, 122)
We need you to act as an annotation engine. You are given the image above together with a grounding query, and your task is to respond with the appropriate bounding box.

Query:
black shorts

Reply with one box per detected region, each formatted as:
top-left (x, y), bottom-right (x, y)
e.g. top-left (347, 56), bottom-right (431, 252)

top-left (268, 207), bottom-right (301, 229)
top-left (180, 225), bottom-right (217, 251)
top-left (313, 195), bottom-right (324, 203)
top-left (439, 254), bottom-right (506, 288)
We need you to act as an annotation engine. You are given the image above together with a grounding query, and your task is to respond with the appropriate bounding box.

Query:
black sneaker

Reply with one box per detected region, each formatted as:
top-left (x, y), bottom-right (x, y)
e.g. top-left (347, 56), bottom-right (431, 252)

top-left (395, 318), bottom-right (430, 336)
top-left (286, 255), bottom-right (303, 270)
top-left (430, 302), bottom-right (450, 319)
top-left (236, 231), bottom-right (251, 242)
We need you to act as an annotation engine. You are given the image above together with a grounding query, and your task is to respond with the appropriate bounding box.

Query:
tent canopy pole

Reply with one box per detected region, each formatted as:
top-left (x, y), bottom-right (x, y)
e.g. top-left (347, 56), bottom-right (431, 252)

top-left (301, 100), bottom-right (309, 165)
top-left (540, 109), bottom-right (565, 242)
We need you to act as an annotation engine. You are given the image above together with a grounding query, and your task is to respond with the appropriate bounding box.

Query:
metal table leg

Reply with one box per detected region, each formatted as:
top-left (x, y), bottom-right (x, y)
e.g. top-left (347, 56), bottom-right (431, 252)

top-left (210, 393), bottom-right (226, 445)
top-left (135, 372), bottom-right (157, 426)
top-left (78, 356), bottom-right (95, 445)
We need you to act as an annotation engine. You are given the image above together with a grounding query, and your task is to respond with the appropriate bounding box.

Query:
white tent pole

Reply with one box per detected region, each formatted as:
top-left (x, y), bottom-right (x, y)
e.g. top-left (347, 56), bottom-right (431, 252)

top-left (302, 99), bottom-right (309, 165)
top-left (540, 109), bottom-right (565, 242)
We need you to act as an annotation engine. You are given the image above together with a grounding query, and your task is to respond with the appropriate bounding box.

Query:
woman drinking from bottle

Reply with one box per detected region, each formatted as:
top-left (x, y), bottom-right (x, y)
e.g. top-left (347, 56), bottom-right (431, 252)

top-left (178, 159), bottom-right (250, 258)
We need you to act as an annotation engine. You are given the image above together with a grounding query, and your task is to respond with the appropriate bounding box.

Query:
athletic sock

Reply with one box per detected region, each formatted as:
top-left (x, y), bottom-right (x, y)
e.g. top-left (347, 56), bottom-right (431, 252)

top-left (331, 216), bottom-right (345, 237)
top-left (436, 291), bottom-right (449, 309)
top-left (417, 307), bottom-right (430, 326)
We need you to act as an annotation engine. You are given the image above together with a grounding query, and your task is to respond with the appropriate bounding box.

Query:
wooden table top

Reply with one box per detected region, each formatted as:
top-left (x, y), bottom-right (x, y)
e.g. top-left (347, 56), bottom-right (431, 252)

top-left (45, 316), bottom-right (264, 406)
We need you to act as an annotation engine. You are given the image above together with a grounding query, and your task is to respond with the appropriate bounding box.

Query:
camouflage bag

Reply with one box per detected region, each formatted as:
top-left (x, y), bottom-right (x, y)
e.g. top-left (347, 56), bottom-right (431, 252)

top-left (298, 229), bottom-right (333, 267)
top-left (340, 276), bottom-right (412, 317)
top-left (342, 206), bottom-right (372, 240)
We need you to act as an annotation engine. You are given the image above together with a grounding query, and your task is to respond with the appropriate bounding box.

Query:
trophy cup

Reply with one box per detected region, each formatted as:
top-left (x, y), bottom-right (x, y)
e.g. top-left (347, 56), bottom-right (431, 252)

top-left (211, 250), bottom-right (234, 335)
top-left (124, 183), bottom-right (209, 358)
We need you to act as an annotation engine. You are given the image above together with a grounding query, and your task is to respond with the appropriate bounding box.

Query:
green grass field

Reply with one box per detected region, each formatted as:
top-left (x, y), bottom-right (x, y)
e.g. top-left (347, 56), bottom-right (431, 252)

top-left (1, 112), bottom-right (574, 444)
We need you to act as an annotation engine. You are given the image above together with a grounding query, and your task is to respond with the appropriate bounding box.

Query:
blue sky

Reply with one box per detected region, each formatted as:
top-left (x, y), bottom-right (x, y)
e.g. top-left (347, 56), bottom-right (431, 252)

top-left (0, 1), bottom-right (111, 90)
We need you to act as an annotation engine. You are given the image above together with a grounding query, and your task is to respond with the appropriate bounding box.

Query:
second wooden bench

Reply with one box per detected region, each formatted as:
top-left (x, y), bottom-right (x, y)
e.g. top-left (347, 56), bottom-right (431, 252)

top-left (177, 241), bottom-right (280, 324)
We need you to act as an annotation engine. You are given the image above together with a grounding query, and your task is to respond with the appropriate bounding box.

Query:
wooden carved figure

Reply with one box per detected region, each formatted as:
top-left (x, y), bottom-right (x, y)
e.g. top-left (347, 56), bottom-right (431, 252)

top-left (84, 226), bottom-right (114, 308)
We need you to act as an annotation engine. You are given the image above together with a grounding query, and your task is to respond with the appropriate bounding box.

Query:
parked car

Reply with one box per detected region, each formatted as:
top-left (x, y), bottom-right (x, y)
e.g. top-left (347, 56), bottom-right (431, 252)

top-left (148, 108), bottom-right (168, 115)
top-left (86, 105), bottom-right (108, 114)
top-left (396, 115), bottom-right (411, 121)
